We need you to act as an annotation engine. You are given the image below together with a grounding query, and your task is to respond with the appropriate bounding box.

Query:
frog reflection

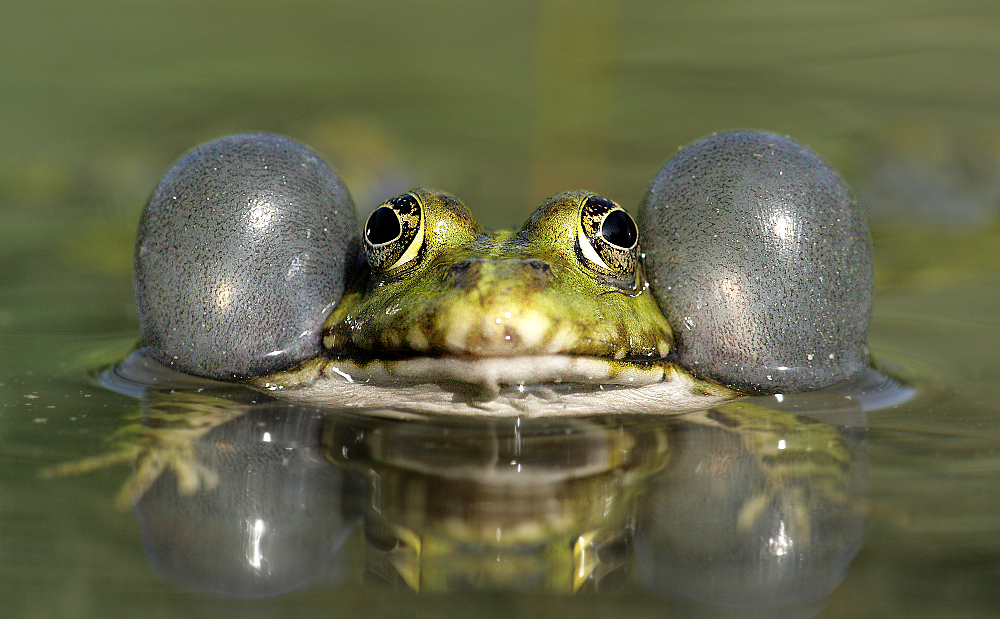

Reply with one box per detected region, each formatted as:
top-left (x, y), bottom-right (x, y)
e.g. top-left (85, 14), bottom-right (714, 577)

top-left (324, 411), bottom-right (669, 592)
top-left (55, 379), bottom-right (879, 608)
top-left (328, 397), bottom-right (869, 599)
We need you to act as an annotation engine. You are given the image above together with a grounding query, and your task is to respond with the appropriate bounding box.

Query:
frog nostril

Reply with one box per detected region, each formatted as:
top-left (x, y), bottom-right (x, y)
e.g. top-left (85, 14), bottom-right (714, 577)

top-left (527, 260), bottom-right (554, 278)
top-left (447, 259), bottom-right (473, 280)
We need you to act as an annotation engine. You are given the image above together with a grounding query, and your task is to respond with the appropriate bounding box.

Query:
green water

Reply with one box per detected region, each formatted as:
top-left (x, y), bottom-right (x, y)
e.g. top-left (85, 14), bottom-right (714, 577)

top-left (3, 1), bottom-right (1000, 617)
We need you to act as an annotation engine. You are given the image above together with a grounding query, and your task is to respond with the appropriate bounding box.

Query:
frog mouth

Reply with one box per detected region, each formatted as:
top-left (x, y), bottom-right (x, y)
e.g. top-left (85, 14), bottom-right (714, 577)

top-left (325, 304), bottom-right (673, 362)
top-left (324, 260), bottom-right (674, 362)
top-left (320, 304), bottom-right (675, 392)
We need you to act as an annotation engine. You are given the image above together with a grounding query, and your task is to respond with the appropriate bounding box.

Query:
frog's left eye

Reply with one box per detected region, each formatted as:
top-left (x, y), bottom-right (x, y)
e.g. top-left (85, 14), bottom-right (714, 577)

top-left (364, 193), bottom-right (424, 271)
top-left (577, 195), bottom-right (639, 286)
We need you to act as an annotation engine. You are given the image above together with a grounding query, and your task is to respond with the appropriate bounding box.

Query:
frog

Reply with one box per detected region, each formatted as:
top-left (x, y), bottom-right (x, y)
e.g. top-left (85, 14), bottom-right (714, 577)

top-left (129, 130), bottom-right (876, 417)
top-left (35, 131), bottom-right (906, 605)
top-left (251, 187), bottom-right (737, 414)
top-left (43, 130), bottom-right (892, 596)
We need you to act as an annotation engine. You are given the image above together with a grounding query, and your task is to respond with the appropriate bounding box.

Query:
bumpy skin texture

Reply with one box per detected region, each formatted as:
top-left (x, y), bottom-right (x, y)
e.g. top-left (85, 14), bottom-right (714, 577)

top-left (638, 131), bottom-right (873, 394)
top-left (135, 134), bottom-right (358, 379)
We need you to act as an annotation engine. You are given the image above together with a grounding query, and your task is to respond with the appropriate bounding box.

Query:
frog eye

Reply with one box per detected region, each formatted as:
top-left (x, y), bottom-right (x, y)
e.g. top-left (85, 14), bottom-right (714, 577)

top-left (577, 195), bottom-right (639, 286)
top-left (364, 193), bottom-right (424, 271)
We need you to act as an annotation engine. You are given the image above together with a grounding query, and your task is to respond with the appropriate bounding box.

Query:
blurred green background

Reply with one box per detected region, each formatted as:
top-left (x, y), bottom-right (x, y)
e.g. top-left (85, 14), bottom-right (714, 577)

top-left (4, 0), bottom-right (1000, 232)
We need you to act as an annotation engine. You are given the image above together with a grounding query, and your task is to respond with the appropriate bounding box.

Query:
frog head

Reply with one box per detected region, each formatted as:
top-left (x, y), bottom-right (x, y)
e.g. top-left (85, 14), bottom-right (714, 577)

top-left (323, 189), bottom-right (673, 363)
top-left (133, 131), bottom-right (875, 407)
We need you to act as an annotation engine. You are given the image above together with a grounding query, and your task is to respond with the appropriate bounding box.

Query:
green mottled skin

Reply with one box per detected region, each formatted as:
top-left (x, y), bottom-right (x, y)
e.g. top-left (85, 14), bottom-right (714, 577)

top-left (324, 190), bottom-right (673, 360)
top-left (323, 189), bottom-right (674, 364)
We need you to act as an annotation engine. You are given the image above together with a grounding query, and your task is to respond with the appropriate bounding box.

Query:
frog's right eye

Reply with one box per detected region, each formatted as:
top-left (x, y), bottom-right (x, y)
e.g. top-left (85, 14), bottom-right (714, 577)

top-left (577, 195), bottom-right (640, 290)
top-left (364, 193), bottom-right (424, 270)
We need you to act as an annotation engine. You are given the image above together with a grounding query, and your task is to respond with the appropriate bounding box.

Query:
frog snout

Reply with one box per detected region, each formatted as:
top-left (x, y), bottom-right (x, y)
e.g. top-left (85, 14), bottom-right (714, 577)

top-left (445, 258), bottom-right (555, 290)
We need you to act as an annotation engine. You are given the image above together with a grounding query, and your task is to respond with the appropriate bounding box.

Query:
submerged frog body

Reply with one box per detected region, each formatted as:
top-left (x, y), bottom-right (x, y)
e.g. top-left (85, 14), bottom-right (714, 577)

top-left (132, 131), bottom-right (874, 415)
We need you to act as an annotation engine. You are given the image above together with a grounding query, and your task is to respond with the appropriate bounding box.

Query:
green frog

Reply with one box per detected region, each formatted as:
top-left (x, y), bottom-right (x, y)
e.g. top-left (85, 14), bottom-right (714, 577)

top-left (251, 188), bottom-right (738, 414)
top-left (50, 131), bottom-right (892, 596)
top-left (130, 130), bottom-right (875, 416)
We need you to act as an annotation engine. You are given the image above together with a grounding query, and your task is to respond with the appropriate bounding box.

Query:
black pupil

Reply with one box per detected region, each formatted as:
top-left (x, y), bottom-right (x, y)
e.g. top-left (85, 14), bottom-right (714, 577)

top-left (600, 210), bottom-right (637, 249)
top-left (366, 206), bottom-right (401, 246)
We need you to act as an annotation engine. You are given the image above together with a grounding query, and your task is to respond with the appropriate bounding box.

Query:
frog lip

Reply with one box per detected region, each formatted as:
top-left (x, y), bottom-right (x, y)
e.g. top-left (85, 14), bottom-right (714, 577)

top-left (323, 334), bottom-right (673, 365)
